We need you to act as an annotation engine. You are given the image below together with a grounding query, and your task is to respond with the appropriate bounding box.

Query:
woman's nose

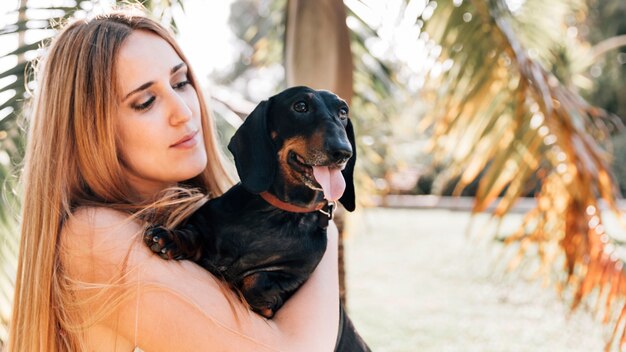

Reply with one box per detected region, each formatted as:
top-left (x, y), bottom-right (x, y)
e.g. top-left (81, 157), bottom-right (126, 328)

top-left (168, 91), bottom-right (193, 125)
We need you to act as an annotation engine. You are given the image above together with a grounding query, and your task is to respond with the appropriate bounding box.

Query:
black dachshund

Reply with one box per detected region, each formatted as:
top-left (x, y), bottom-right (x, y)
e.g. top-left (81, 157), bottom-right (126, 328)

top-left (144, 86), bottom-right (369, 351)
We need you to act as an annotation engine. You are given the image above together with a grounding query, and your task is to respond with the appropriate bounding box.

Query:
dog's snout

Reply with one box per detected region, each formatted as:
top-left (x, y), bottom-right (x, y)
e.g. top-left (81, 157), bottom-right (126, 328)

top-left (328, 143), bottom-right (352, 164)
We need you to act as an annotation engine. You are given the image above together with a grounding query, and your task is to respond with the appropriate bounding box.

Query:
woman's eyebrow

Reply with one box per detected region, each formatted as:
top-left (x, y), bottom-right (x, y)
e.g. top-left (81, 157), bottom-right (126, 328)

top-left (122, 62), bottom-right (187, 102)
top-left (123, 81), bottom-right (154, 102)
top-left (171, 62), bottom-right (186, 74)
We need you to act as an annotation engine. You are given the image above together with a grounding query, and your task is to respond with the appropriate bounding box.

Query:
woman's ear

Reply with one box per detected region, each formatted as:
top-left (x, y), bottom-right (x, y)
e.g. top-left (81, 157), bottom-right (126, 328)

top-left (339, 118), bottom-right (356, 211)
top-left (227, 100), bottom-right (276, 194)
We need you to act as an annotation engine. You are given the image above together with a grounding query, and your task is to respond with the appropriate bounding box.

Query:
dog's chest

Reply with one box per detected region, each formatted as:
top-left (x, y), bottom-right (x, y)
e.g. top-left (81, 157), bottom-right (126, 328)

top-left (211, 208), bottom-right (326, 258)
top-left (198, 191), bottom-right (328, 279)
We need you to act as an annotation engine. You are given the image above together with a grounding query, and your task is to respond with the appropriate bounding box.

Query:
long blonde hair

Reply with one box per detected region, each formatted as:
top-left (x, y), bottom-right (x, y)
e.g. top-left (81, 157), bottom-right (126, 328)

top-left (9, 9), bottom-right (232, 351)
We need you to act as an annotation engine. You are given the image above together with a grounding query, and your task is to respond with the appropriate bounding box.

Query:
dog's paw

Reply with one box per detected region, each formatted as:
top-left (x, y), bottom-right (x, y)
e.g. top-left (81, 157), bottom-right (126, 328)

top-left (143, 225), bottom-right (180, 260)
top-left (254, 306), bottom-right (276, 319)
top-left (241, 273), bottom-right (285, 319)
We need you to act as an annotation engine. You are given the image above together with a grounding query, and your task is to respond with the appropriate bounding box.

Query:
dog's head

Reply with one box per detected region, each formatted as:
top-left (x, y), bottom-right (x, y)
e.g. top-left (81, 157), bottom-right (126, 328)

top-left (228, 86), bottom-right (356, 211)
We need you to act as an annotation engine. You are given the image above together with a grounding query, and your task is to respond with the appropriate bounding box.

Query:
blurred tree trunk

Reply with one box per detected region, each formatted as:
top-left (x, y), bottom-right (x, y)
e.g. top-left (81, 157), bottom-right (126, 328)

top-left (284, 0), bottom-right (353, 100)
top-left (284, 0), bottom-right (353, 304)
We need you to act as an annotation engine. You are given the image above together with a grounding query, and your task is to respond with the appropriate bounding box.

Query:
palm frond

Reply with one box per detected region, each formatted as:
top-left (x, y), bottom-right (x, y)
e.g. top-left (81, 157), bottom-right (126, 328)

top-left (422, 0), bottom-right (626, 349)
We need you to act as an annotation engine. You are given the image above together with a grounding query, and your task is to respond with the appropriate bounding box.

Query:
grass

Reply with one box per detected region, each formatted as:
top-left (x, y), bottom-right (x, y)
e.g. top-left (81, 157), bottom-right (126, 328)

top-left (343, 208), bottom-right (607, 352)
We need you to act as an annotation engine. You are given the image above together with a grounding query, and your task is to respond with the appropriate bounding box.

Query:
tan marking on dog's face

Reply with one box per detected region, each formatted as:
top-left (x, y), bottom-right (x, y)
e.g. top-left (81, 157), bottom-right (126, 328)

top-left (308, 130), bottom-right (325, 154)
top-left (300, 130), bottom-right (331, 167)
top-left (278, 137), bottom-right (308, 185)
top-left (277, 132), bottom-right (328, 191)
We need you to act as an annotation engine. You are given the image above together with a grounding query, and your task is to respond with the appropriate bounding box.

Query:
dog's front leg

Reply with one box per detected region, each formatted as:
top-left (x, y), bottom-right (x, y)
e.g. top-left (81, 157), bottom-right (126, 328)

top-left (143, 223), bottom-right (205, 261)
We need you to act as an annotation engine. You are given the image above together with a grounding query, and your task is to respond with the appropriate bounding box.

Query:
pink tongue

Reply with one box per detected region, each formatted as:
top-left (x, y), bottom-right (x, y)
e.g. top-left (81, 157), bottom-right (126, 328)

top-left (312, 166), bottom-right (346, 201)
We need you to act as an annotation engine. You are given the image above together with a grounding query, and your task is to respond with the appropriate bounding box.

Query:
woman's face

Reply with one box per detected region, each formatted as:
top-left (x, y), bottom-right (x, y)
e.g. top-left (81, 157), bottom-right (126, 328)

top-left (115, 30), bottom-right (207, 198)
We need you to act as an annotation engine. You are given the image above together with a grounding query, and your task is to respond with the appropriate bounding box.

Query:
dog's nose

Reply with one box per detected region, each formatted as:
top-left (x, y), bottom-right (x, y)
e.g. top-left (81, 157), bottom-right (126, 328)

top-left (328, 143), bottom-right (352, 164)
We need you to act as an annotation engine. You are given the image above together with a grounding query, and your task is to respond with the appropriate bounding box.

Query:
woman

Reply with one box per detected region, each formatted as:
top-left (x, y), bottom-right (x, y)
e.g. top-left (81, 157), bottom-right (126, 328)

top-left (9, 9), bottom-right (340, 351)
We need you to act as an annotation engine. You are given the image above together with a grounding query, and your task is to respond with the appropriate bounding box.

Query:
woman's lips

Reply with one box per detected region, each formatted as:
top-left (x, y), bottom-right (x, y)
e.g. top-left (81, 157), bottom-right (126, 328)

top-left (170, 130), bottom-right (198, 149)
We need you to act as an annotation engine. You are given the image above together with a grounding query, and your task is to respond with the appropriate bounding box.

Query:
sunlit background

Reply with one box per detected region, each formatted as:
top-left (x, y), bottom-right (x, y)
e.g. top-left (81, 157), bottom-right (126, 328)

top-left (2, 0), bottom-right (626, 350)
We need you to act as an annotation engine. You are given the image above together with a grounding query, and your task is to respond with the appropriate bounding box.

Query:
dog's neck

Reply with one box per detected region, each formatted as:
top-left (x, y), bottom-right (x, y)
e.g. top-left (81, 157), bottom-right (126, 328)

top-left (259, 191), bottom-right (325, 213)
top-left (259, 190), bottom-right (335, 228)
top-left (266, 180), bottom-right (326, 210)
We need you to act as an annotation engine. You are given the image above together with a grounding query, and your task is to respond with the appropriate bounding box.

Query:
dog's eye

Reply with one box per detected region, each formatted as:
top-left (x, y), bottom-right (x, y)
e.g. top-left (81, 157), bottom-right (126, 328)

top-left (339, 107), bottom-right (349, 119)
top-left (293, 101), bottom-right (308, 113)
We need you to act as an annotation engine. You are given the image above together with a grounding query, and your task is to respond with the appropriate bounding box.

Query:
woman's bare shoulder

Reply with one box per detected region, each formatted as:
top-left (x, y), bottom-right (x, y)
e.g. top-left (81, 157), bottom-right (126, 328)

top-left (60, 207), bottom-right (143, 279)
top-left (61, 207), bottom-right (223, 295)
top-left (59, 207), bottom-right (281, 350)
top-left (63, 206), bottom-right (141, 241)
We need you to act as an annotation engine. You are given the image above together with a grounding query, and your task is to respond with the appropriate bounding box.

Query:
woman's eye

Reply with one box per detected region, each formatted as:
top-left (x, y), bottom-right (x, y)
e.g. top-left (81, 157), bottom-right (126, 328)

top-left (339, 107), bottom-right (349, 119)
top-left (173, 80), bottom-right (191, 90)
top-left (131, 96), bottom-right (155, 111)
top-left (293, 101), bottom-right (308, 113)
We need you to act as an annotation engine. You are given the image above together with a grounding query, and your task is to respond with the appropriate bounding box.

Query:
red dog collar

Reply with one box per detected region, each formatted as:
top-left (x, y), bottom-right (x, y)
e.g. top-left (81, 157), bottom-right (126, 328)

top-left (259, 192), bottom-right (335, 228)
top-left (259, 191), bottom-right (325, 213)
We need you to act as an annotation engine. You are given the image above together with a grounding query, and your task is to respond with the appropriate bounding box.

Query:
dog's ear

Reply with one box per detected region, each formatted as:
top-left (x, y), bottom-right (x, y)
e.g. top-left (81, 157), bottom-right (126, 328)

top-left (228, 100), bottom-right (276, 194)
top-left (339, 118), bottom-right (356, 212)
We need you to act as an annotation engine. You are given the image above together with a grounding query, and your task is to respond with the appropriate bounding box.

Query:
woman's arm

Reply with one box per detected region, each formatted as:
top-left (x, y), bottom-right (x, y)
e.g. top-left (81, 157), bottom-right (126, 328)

top-left (61, 207), bottom-right (339, 351)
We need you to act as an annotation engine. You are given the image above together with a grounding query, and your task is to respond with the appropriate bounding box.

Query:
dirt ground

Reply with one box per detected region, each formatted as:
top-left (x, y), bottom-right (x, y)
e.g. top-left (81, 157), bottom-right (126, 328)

top-left (343, 208), bottom-right (609, 352)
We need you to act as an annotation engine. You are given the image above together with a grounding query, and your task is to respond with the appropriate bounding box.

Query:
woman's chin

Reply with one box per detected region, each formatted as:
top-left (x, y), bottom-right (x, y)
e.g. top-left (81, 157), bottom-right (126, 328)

top-left (178, 156), bottom-right (208, 181)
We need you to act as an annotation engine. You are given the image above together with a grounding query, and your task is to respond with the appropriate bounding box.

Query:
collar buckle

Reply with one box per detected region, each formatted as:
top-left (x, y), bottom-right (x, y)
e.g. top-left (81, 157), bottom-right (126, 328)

top-left (318, 201), bottom-right (336, 228)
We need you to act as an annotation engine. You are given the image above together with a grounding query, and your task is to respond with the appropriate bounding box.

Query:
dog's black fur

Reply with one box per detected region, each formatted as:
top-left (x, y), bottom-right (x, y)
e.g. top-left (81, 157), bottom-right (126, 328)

top-left (144, 86), bottom-right (369, 351)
